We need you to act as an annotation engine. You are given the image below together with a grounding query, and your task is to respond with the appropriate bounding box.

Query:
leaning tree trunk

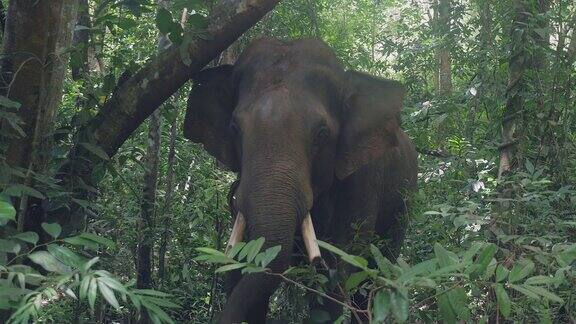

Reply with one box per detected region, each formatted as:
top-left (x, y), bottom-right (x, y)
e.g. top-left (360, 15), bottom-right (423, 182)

top-left (46, 0), bottom-right (282, 235)
top-left (0, 0), bottom-right (78, 235)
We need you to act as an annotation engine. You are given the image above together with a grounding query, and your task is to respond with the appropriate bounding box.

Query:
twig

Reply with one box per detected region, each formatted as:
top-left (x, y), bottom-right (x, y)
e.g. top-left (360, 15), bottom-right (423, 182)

top-left (266, 271), bottom-right (368, 316)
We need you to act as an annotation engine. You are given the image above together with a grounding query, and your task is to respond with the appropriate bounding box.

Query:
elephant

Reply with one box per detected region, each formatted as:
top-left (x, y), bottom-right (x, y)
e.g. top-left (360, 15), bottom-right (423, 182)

top-left (183, 38), bottom-right (418, 323)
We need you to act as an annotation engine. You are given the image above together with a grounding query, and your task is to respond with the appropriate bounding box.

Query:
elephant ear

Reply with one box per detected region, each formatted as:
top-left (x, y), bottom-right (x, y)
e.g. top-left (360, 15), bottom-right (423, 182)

top-left (184, 65), bottom-right (239, 171)
top-left (335, 70), bottom-right (405, 179)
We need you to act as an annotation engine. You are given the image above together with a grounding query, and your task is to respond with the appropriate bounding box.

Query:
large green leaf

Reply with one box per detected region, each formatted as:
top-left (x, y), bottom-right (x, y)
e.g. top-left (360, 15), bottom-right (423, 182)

top-left (0, 239), bottom-right (20, 253)
top-left (390, 290), bottom-right (409, 323)
top-left (493, 283), bottom-right (511, 318)
top-left (47, 244), bottom-right (85, 268)
top-left (508, 260), bottom-right (534, 283)
top-left (28, 251), bottom-right (70, 274)
top-left (41, 222), bottom-right (62, 238)
top-left (373, 290), bottom-right (391, 323)
top-left (97, 279), bottom-right (120, 310)
top-left (0, 201), bottom-right (16, 222)
top-left (11, 232), bottom-right (39, 245)
top-left (434, 243), bottom-right (458, 267)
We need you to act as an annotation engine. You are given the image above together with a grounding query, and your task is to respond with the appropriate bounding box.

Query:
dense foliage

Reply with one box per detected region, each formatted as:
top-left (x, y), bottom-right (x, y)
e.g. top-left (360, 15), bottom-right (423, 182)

top-left (0, 0), bottom-right (574, 323)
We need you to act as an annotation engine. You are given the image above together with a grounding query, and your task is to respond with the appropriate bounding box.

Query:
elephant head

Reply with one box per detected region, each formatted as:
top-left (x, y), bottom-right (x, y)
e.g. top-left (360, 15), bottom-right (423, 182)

top-left (183, 38), bottom-right (405, 322)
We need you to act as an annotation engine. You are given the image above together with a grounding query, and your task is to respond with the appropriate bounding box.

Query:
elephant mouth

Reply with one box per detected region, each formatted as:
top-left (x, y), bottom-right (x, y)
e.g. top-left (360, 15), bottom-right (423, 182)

top-left (225, 212), bottom-right (322, 263)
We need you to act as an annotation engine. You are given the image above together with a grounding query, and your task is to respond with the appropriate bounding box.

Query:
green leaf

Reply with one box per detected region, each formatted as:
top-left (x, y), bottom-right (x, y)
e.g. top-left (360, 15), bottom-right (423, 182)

top-left (88, 277), bottom-right (97, 311)
top-left (246, 237), bottom-right (265, 263)
top-left (155, 8), bottom-right (174, 34)
top-left (133, 289), bottom-right (172, 297)
top-left (97, 279), bottom-right (120, 310)
top-left (195, 247), bottom-right (226, 257)
top-left (194, 254), bottom-right (234, 264)
top-left (317, 240), bottom-right (348, 258)
top-left (64, 236), bottom-right (99, 249)
top-left (226, 242), bottom-right (245, 259)
top-left (508, 260), bottom-right (534, 283)
top-left (493, 284), bottom-right (511, 318)
top-left (41, 222), bottom-right (62, 238)
top-left (448, 287), bottom-right (470, 321)
top-left (79, 276), bottom-right (91, 301)
top-left (509, 284), bottom-right (538, 299)
top-left (373, 290), bottom-right (391, 322)
top-left (495, 264), bottom-right (509, 283)
top-left (141, 297), bottom-right (176, 324)
top-left (0, 239), bottom-right (20, 253)
top-left (256, 245), bottom-right (281, 267)
top-left (434, 243), bottom-right (458, 267)
top-left (345, 271), bottom-right (368, 291)
top-left (80, 142), bottom-right (110, 161)
top-left (522, 285), bottom-right (564, 303)
top-left (28, 251), bottom-right (70, 274)
top-left (525, 275), bottom-right (554, 285)
top-left (4, 184), bottom-right (45, 199)
top-left (0, 201), bottom-right (16, 222)
top-left (78, 233), bottom-right (115, 248)
top-left (437, 289), bottom-right (456, 324)
top-left (474, 243), bottom-right (497, 276)
top-left (11, 232), bottom-right (39, 244)
top-left (341, 254), bottom-right (369, 270)
top-left (215, 262), bottom-right (247, 273)
top-left (0, 95), bottom-right (21, 109)
top-left (47, 244), bottom-right (85, 268)
top-left (390, 290), bottom-right (409, 323)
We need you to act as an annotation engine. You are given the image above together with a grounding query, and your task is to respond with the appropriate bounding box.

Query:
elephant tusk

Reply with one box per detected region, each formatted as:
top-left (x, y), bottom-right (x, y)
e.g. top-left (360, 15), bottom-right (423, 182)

top-left (226, 212), bottom-right (246, 254)
top-left (301, 213), bottom-right (321, 263)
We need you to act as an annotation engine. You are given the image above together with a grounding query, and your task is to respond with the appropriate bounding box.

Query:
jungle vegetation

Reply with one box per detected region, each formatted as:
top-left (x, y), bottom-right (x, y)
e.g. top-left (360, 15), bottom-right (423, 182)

top-left (0, 0), bottom-right (575, 322)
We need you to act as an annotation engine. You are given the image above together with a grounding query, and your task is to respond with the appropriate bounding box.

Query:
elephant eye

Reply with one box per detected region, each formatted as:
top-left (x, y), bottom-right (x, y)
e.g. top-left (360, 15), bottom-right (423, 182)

top-left (313, 126), bottom-right (330, 146)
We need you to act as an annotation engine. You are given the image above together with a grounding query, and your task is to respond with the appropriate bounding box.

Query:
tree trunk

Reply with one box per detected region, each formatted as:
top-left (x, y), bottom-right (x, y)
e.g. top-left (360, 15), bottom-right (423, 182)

top-left (157, 114), bottom-right (177, 283)
top-left (436, 0), bottom-right (452, 95)
top-left (71, 0), bottom-right (91, 80)
top-left (466, 0), bottom-right (493, 142)
top-left (136, 0), bottom-right (172, 293)
top-left (1, 0), bottom-right (78, 234)
top-left (136, 110), bottom-right (161, 290)
top-left (498, 0), bottom-right (530, 178)
top-left (46, 0), bottom-right (281, 234)
top-left (433, 0), bottom-right (452, 149)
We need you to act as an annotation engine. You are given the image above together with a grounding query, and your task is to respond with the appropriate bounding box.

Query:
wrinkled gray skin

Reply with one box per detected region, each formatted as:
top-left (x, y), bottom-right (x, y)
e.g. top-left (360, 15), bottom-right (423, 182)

top-left (184, 38), bottom-right (417, 323)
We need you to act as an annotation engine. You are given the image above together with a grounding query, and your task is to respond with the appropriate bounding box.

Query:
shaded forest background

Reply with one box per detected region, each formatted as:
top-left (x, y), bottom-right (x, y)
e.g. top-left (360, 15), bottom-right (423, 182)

top-left (0, 0), bottom-right (574, 323)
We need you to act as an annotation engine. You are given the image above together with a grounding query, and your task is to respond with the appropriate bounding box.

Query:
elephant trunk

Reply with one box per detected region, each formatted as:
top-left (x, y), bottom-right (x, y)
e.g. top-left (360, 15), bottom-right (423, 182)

top-left (220, 163), bottom-right (311, 323)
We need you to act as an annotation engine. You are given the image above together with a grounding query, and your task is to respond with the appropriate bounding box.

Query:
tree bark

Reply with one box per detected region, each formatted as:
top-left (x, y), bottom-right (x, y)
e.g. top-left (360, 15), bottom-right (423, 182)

top-left (498, 0), bottom-right (530, 178)
top-left (71, 0), bottom-right (91, 80)
top-left (1, 0), bottom-right (78, 233)
top-left (46, 0), bottom-right (281, 234)
top-left (436, 0), bottom-right (452, 95)
top-left (136, 109), bottom-right (161, 290)
top-left (433, 0), bottom-right (452, 149)
top-left (136, 0), bottom-right (173, 293)
top-left (465, 0), bottom-right (493, 142)
top-left (157, 114), bottom-right (177, 283)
